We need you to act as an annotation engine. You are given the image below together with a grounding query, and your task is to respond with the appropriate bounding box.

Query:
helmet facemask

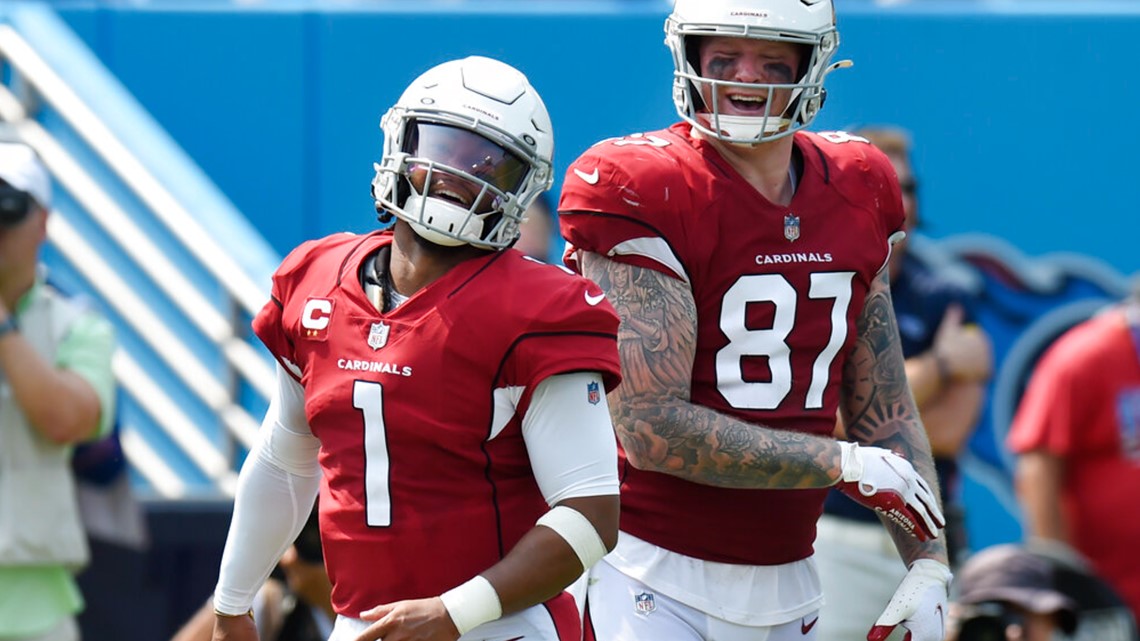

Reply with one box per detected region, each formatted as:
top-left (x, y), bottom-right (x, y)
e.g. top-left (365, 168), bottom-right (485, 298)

top-left (374, 119), bottom-right (535, 249)
top-left (665, 0), bottom-right (850, 145)
top-left (371, 56), bottom-right (554, 251)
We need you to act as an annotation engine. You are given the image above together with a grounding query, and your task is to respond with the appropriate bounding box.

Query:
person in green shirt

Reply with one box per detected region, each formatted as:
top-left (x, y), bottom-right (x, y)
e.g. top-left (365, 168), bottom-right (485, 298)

top-left (0, 141), bottom-right (116, 641)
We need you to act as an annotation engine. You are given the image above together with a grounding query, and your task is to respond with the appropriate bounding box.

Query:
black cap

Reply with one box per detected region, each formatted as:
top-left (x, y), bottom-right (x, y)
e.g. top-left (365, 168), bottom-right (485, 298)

top-left (957, 544), bottom-right (1078, 634)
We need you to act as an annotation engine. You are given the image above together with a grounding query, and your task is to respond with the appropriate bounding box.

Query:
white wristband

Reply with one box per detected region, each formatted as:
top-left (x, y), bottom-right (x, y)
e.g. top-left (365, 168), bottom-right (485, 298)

top-left (439, 575), bottom-right (502, 636)
top-left (536, 505), bottom-right (608, 570)
top-left (837, 441), bottom-right (862, 483)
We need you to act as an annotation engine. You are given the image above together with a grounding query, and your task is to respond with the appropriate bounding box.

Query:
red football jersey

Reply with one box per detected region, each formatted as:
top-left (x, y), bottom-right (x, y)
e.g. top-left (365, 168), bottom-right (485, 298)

top-left (252, 231), bottom-right (621, 615)
top-left (559, 124), bottom-right (905, 565)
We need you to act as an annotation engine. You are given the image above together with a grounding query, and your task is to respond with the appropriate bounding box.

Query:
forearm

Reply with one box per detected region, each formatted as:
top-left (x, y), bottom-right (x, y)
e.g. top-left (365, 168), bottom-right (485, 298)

top-left (905, 351), bottom-right (947, 409)
top-left (846, 401), bottom-right (948, 564)
top-left (0, 330), bottom-right (102, 443)
top-left (844, 384), bottom-right (947, 564)
top-left (843, 270), bottom-right (948, 564)
top-left (481, 495), bottom-right (618, 615)
top-left (215, 371), bottom-right (322, 614)
top-left (613, 390), bottom-right (842, 489)
top-left (922, 382), bottom-right (984, 457)
top-left (214, 448), bottom-right (320, 614)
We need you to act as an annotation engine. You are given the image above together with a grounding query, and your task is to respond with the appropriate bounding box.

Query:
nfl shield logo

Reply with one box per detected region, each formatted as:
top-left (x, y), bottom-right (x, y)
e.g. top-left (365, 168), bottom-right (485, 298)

top-left (587, 381), bottom-right (601, 405)
top-left (634, 591), bottom-right (656, 614)
top-left (367, 322), bottom-right (390, 350)
top-left (784, 214), bottom-right (800, 242)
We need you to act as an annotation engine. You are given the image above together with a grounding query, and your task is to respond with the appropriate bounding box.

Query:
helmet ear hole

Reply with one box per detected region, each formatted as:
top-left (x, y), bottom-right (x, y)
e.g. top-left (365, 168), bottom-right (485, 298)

top-left (684, 36), bottom-right (703, 76)
top-left (796, 43), bottom-right (814, 82)
top-left (395, 175), bottom-right (411, 208)
top-left (683, 36), bottom-right (708, 112)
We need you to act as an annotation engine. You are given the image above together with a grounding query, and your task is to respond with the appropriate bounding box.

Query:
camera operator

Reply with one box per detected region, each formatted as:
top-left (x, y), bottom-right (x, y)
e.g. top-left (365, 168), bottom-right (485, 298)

top-left (0, 141), bottom-right (117, 641)
top-left (948, 544), bottom-right (1078, 641)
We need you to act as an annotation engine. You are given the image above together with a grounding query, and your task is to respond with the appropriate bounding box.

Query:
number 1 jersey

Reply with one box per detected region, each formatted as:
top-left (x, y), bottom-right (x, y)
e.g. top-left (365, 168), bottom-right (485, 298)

top-left (252, 231), bottom-right (621, 615)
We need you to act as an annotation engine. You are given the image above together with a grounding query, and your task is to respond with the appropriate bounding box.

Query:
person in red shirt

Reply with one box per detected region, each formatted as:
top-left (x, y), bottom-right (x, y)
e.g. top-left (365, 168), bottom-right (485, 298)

top-left (1008, 286), bottom-right (1140, 623)
top-left (211, 56), bottom-right (623, 641)
top-left (558, 1), bottom-right (949, 640)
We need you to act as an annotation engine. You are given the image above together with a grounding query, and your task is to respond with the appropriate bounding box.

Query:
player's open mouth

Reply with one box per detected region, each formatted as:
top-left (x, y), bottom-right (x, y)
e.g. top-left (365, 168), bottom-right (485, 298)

top-left (727, 93), bottom-right (769, 113)
top-left (428, 179), bottom-right (477, 208)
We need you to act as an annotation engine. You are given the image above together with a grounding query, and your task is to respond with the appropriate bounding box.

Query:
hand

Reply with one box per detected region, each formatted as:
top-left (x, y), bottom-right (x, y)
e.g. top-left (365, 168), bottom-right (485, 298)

top-left (867, 559), bottom-right (952, 641)
top-left (211, 611), bottom-right (258, 641)
top-left (836, 443), bottom-right (945, 541)
top-left (354, 597), bottom-right (459, 641)
top-left (932, 305), bottom-right (992, 383)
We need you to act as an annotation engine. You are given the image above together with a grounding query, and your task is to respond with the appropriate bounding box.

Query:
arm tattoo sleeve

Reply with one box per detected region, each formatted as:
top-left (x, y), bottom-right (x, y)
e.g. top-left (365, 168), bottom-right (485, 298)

top-left (841, 269), bottom-right (949, 563)
top-left (577, 251), bottom-right (839, 490)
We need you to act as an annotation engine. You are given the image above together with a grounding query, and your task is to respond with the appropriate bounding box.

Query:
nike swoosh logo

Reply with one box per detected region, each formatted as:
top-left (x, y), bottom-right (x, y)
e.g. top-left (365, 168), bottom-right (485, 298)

top-left (574, 167), bottom-right (600, 185)
top-left (505, 637), bottom-right (526, 641)
top-left (801, 616), bottom-right (819, 634)
top-left (585, 291), bottom-right (606, 306)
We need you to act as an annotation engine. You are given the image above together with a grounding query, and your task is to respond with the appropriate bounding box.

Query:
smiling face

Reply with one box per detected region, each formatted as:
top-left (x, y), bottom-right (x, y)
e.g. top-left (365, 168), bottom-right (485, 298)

top-left (697, 36), bottom-right (804, 118)
top-left (405, 122), bottom-right (527, 214)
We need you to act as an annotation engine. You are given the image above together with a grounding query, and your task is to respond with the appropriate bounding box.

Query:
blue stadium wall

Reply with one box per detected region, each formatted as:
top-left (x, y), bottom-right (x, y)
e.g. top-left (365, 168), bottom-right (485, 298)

top-left (54, 0), bottom-right (1140, 275)
top-left (36, 4), bottom-right (1137, 626)
top-left (52, 0), bottom-right (1139, 536)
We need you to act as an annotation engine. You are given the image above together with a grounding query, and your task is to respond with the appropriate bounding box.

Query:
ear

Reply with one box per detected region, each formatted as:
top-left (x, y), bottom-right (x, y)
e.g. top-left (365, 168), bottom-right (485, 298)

top-left (32, 206), bottom-right (49, 239)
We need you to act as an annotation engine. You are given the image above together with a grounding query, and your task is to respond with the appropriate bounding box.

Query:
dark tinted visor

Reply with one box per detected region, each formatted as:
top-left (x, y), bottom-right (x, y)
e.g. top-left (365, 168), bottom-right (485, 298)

top-left (405, 122), bottom-right (528, 193)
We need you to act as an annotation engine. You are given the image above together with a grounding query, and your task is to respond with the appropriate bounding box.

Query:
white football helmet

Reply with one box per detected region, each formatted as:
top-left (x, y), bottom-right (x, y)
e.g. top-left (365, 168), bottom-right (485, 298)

top-left (372, 56), bottom-right (554, 250)
top-left (665, 0), bottom-right (850, 145)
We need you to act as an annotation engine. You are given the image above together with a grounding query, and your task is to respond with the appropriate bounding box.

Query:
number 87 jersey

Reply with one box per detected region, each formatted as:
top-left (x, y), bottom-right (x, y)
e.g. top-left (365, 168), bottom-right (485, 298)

top-left (558, 124), bottom-right (905, 566)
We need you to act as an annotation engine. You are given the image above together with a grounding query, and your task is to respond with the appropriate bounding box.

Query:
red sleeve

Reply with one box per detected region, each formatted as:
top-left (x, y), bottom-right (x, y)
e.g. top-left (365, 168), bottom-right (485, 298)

top-left (558, 133), bottom-right (691, 281)
top-left (249, 235), bottom-right (354, 382)
top-left (251, 295), bottom-right (297, 379)
top-left (805, 131), bottom-right (906, 251)
top-left (500, 271), bottom-right (621, 394)
top-left (869, 146), bottom-right (907, 242)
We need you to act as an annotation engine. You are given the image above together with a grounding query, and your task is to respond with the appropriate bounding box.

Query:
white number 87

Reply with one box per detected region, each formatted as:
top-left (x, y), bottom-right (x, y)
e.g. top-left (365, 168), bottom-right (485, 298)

top-left (716, 272), bottom-right (855, 410)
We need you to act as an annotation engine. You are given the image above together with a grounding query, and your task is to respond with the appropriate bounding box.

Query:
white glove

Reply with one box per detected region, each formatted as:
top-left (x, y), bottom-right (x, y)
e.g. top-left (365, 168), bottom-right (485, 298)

top-left (836, 442), bottom-right (945, 541)
top-left (868, 559), bottom-right (952, 641)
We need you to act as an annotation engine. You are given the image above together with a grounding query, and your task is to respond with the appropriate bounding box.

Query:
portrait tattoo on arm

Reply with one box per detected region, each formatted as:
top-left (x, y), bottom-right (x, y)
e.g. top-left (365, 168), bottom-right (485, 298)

top-left (841, 269), bottom-right (947, 560)
top-left (578, 251), bottom-right (837, 490)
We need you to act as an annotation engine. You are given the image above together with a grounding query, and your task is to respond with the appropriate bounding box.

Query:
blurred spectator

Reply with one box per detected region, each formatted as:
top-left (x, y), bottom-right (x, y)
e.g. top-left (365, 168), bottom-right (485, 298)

top-left (513, 191), bottom-right (555, 262)
top-left (0, 141), bottom-right (117, 641)
top-left (1030, 541), bottom-right (1138, 641)
top-left (1008, 280), bottom-right (1140, 623)
top-left (946, 544), bottom-right (1078, 641)
top-left (815, 126), bottom-right (993, 641)
top-left (169, 503), bottom-right (332, 641)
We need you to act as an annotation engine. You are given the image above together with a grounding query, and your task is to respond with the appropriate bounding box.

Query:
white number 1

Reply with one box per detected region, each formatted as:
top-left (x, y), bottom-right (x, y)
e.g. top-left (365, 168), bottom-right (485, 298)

top-left (354, 380), bottom-right (391, 526)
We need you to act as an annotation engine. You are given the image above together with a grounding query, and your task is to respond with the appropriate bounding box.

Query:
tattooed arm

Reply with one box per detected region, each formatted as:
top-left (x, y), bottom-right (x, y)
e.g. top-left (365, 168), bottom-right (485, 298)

top-left (839, 269), bottom-right (949, 565)
top-left (577, 250), bottom-right (844, 490)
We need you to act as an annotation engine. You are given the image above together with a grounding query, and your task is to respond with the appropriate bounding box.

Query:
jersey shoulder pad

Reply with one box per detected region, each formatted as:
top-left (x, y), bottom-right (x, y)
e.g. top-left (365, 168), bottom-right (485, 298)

top-left (802, 130), bottom-right (896, 182)
top-left (492, 253), bottom-right (619, 333)
top-left (801, 131), bottom-right (905, 233)
top-left (275, 232), bottom-right (366, 280)
top-left (560, 128), bottom-right (693, 219)
top-left (488, 253), bottom-right (621, 391)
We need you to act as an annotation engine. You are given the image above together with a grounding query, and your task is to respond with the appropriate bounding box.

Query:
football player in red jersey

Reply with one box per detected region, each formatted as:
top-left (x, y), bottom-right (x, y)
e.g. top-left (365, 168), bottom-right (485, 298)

top-left (558, 1), bottom-right (951, 640)
top-left (211, 56), bottom-right (622, 641)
